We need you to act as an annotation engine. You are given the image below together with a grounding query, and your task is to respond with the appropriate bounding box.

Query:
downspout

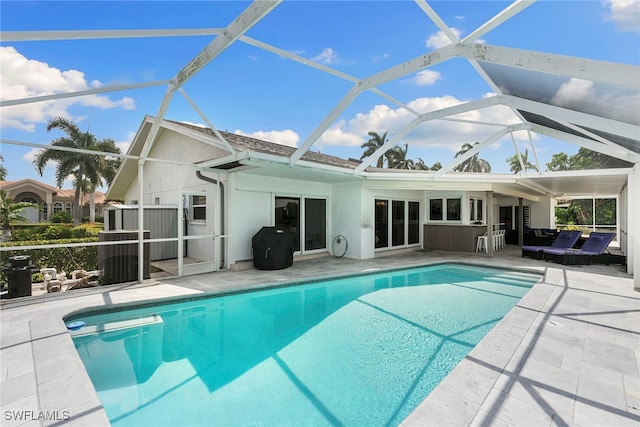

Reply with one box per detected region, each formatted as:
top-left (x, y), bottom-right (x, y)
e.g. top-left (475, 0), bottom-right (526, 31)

top-left (196, 171), bottom-right (226, 269)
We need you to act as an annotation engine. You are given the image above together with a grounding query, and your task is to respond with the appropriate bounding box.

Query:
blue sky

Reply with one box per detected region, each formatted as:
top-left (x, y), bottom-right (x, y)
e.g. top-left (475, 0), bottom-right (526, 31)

top-left (1, 0), bottom-right (639, 189)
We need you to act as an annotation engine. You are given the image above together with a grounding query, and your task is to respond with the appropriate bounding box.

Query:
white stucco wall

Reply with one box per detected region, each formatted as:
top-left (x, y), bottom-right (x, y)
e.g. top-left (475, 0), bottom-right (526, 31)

top-left (363, 186), bottom-right (425, 258)
top-left (331, 181), bottom-right (364, 259)
top-left (123, 129), bottom-right (228, 264)
top-left (227, 172), bottom-right (333, 265)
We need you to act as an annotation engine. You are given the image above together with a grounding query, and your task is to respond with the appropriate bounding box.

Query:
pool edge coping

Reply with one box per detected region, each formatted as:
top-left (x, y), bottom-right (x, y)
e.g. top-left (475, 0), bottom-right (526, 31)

top-left (27, 260), bottom-right (549, 427)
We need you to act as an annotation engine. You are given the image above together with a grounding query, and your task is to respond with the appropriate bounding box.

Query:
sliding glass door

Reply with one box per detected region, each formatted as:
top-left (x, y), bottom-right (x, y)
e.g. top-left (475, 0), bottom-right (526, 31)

top-left (375, 199), bottom-right (420, 250)
top-left (275, 196), bottom-right (327, 253)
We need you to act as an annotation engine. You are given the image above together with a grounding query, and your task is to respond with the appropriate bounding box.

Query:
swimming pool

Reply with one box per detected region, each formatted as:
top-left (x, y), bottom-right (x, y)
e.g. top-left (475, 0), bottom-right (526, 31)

top-left (68, 263), bottom-right (540, 426)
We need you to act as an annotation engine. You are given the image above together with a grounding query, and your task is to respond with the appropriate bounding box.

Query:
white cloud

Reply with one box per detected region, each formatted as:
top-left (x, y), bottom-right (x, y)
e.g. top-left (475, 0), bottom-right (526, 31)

top-left (316, 95), bottom-right (522, 152)
top-left (426, 28), bottom-right (463, 49)
top-left (454, 16), bottom-right (465, 20)
top-left (604, 0), bottom-right (640, 32)
top-left (413, 70), bottom-right (442, 86)
top-left (234, 129), bottom-right (300, 147)
top-left (312, 48), bottom-right (340, 65)
top-left (22, 148), bottom-right (39, 163)
top-left (0, 46), bottom-right (136, 131)
top-left (551, 78), bottom-right (595, 106)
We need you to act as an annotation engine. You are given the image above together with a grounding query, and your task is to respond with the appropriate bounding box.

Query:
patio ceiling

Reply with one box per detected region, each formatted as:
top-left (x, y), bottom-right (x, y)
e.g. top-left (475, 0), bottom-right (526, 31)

top-left (1, 0), bottom-right (638, 192)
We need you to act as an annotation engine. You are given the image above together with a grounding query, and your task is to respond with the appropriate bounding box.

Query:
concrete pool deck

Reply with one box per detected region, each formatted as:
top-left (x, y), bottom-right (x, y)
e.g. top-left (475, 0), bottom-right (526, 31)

top-left (1, 248), bottom-right (638, 426)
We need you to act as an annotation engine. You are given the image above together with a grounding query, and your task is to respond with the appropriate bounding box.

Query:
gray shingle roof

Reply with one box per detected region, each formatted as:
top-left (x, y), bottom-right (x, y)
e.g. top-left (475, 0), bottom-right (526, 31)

top-left (166, 119), bottom-right (361, 170)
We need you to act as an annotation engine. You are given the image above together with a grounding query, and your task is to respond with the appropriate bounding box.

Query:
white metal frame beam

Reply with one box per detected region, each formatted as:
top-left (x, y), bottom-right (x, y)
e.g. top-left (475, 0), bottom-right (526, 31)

top-left (433, 123), bottom-right (529, 179)
top-left (0, 28), bottom-right (223, 42)
top-left (461, 43), bottom-right (639, 89)
top-left (0, 80), bottom-right (171, 107)
top-left (353, 96), bottom-right (504, 174)
top-left (528, 123), bottom-right (640, 163)
top-left (290, 43), bottom-right (464, 166)
top-left (139, 0), bottom-right (280, 162)
top-left (501, 95), bottom-right (640, 141)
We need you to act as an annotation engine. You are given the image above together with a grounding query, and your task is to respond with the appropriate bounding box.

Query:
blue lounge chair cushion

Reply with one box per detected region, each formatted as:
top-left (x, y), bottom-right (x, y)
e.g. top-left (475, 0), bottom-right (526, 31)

top-left (543, 232), bottom-right (616, 257)
top-left (521, 230), bottom-right (581, 253)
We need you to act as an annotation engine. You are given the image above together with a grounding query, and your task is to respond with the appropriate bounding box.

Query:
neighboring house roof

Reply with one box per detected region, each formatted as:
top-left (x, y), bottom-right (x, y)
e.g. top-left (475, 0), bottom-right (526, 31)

top-left (0, 179), bottom-right (106, 205)
top-left (1, 178), bottom-right (61, 194)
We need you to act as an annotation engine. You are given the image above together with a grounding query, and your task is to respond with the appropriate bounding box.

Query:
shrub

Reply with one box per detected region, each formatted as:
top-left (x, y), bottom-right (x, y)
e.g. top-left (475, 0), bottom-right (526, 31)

top-left (83, 216), bottom-right (104, 223)
top-left (42, 225), bottom-right (73, 240)
top-left (1, 238), bottom-right (99, 285)
top-left (71, 224), bottom-right (102, 238)
top-left (50, 211), bottom-right (72, 223)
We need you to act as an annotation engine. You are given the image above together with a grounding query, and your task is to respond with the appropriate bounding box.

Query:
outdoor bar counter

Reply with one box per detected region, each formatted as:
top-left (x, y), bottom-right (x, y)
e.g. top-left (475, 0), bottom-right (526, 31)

top-left (423, 224), bottom-right (488, 252)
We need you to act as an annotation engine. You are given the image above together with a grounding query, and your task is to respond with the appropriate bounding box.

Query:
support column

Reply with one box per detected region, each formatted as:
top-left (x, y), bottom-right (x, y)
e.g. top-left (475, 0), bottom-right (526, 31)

top-left (518, 197), bottom-right (524, 247)
top-left (138, 160), bottom-right (145, 284)
top-left (486, 191), bottom-right (494, 256)
top-left (628, 164), bottom-right (639, 291)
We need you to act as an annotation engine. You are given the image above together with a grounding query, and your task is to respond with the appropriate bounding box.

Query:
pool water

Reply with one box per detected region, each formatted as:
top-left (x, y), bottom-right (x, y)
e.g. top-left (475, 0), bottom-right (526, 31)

top-left (69, 263), bottom-right (540, 426)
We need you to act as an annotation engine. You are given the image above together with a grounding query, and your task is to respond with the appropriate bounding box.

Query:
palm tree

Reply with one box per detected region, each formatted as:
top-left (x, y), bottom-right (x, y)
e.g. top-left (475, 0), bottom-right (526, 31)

top-left (454, 142), bottom-right (492, 173)
top-left (0, 155), bottom-right (6, 180)
top-left (414, 158), bottom-right (442, 171)
top-left (33, 117), bottom-right (122, 225)
top-left (360, 131), bottom-right (389, 168)
top-left (507, 149), bottom-right (538, 173)
top-left (387, 143), bottom-right (415, 169)
top-left (1, 190), bottom-right (38, 241)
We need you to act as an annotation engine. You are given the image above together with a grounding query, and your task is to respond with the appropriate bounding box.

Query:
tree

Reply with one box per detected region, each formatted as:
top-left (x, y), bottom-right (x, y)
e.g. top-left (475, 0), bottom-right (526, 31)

top-left (453, 142), bottom-right (492, 173)
top-left (0, 190), bottom-right (38, 241)
top-left (545, 152), bottom-right (572, 171)
top-left (33, 117), bottom-right (121, 225)
top-left (414, 159), bottom-right (442, 171)
top-left (360, 131), bottom-right (390, 168)
top-left (387, 143), bottom-right (415, 169)
top-left (0, 155), bottom-right (6, 180)
top-left (546, 147), bottom-right (632, 171)
top-left (506, 149), bottom-right (538, 173)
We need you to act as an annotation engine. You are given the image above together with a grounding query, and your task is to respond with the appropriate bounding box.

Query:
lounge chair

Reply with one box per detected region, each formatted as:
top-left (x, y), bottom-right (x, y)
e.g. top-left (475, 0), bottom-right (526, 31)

top-left (521, 230), bottom-right (582, 260)
top-left (542, 232), bottom-right (624, 265)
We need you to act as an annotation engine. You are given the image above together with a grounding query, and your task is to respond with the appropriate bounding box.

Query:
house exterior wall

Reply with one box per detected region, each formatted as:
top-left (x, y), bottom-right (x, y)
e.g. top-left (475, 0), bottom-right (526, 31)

top-left (122, 130), bottom-right (229, 264)
top-left (227, 172), bottom-right (333, 266)
top-left (331, 180), bottom-right (364, 259)
top-left (1, 180), bottom-right (105, 222)
top-left (363, 186), bottom-right (425, 258)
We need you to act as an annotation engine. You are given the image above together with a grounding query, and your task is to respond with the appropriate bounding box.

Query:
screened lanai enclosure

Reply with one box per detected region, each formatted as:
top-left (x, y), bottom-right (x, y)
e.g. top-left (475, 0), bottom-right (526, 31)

top-left (1, 0), bottom-right (638, 289)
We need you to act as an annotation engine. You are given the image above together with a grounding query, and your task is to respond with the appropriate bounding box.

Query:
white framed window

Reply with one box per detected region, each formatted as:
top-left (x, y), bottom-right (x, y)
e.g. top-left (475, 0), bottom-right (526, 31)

top-left (65, 202), bottom-right (72, 212)
top-left (429, 197), bottom-right (462, 222)
top-left (53, 202), bottom-right (63, 213)
top-left (191, 195), bottom-right (207, 222)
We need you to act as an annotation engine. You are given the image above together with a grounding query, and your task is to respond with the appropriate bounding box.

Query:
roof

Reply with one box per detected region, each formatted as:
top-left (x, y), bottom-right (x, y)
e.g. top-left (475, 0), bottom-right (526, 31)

top-left (0, 179), bottom-right (106, 204)
top-left (167, 120), bottom-right (362, 170)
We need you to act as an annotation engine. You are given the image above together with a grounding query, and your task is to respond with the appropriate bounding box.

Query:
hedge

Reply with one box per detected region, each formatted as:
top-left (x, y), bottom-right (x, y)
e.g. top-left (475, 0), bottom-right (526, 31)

top-left (1, 238), bottom-right (98, 285)
top-left (10, 223), bottom-right (102, 241)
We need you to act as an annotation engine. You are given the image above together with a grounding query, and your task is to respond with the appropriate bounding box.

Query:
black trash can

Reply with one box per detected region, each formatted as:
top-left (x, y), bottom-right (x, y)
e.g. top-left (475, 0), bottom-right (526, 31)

top-left (252, 226), bottom-right (295, 270)
top-left (2, 256), bottom-right (38, 298)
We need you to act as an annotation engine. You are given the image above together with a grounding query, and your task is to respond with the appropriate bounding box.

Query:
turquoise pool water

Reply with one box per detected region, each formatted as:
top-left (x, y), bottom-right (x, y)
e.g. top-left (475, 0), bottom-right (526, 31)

top-left (69, 263), bottom-right (540, 427)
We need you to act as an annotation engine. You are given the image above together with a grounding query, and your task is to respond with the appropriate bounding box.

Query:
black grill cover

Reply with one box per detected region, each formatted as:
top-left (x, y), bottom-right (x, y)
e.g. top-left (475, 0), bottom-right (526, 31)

top-left (252, 226), bottom-right (295, 270)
